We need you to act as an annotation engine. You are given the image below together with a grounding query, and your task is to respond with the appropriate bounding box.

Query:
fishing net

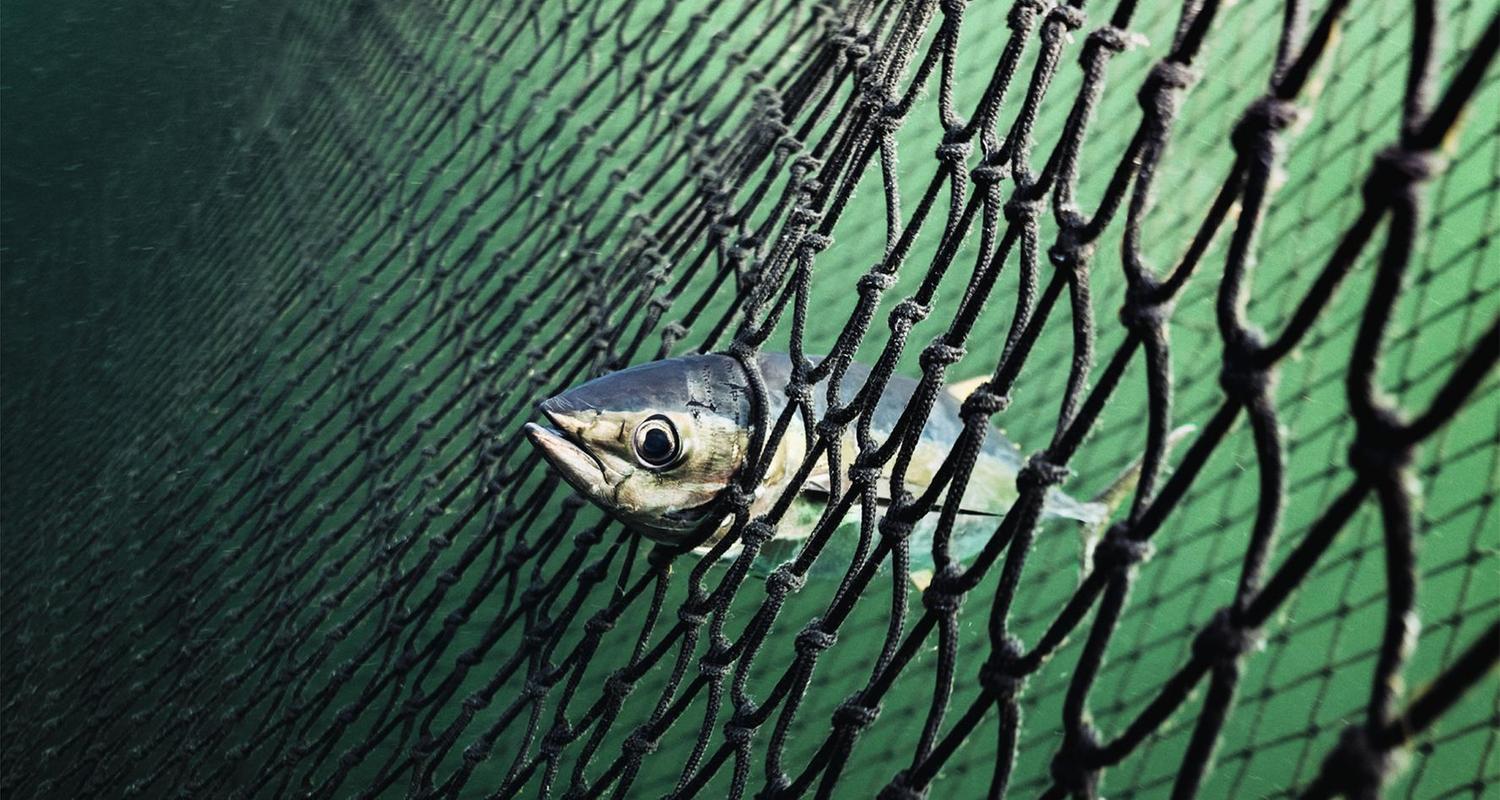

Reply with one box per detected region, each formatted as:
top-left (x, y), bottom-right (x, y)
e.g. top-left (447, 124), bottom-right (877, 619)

top-left (1, 0), bottom-right (1496, 797)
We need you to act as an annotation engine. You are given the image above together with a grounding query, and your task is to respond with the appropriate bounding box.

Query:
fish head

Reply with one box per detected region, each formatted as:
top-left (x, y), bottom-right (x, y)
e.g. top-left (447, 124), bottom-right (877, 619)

top-left (524, 355), bottom-right (753, 543)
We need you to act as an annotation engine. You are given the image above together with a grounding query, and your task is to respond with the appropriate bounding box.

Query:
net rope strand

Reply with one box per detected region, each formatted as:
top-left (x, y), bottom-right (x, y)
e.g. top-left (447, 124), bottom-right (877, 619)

top-left (0, 1), bottom-right (1416, 792)
top-left (11, 3), bottom-right (852, 792)
top-left (0, 0), bottom-right (1496, 798)
top-left (2, 0), bottom-right (810, 792)
top-left (112, 3), bottom-right (822, 792)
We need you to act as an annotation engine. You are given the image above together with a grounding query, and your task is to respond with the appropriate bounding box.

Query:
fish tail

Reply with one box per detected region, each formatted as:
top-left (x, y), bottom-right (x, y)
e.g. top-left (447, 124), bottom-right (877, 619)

top-left (1042, 489), bottom-right (1110, 526)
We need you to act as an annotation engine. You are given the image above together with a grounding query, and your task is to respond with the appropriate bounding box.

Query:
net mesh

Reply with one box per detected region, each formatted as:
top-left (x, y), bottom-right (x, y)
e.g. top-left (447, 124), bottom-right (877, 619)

top-left (1, 0), bottom-right (1497, 798)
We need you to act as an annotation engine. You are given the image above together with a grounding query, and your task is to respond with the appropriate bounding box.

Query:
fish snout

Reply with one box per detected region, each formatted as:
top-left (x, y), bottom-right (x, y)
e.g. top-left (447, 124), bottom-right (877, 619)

top-left (525, 421), bottom-right (613, 494)
top-left (538, 392), bottom-right (594, 436)
top-left (523, 422), bottom-right (568, 463)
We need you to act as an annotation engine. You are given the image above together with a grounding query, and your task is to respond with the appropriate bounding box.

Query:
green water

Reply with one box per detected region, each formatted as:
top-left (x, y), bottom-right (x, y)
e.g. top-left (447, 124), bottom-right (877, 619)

top-left (2, 0), bottom-right (1496, 797)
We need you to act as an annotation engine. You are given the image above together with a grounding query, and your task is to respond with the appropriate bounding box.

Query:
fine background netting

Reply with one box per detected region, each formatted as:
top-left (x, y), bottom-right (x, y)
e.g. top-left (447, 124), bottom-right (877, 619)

top-left (1, 0), bottom-right (1496, 798)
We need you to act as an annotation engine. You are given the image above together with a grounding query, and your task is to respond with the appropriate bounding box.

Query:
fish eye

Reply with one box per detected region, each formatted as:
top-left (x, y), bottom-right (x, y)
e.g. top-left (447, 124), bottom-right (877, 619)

top-left (633, 415), bottom-right (681, 468)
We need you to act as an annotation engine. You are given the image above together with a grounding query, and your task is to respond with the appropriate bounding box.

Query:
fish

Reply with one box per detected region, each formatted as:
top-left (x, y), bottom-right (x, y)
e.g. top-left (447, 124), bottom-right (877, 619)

top-left (524, 353), bottom-right (1149, 580)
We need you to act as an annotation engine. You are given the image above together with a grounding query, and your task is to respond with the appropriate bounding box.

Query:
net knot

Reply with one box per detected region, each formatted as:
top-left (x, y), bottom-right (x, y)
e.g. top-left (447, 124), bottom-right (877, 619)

top-left (573, 524), bottom-right (604, 547)
top-left (921, 566), bottom-right (965, 613)
top-left (678, 604), bottom-right (710, 627)
top-left (858, 271), bottom-right (898, 297)
top-left (1219, 343), bottom-right (1274, 404)
top-left (877, 772), bottom-right (927, 800)
top-left (935, 140), bottom-right (972, 167)
top-left (1003, 196), bottom-right (1040, 222)
top-left (1364, 146), bottom-right (1441, 201)
top-left (920, 341), bottom-right (966, 372)
top-left (978, 637), bottom-right (1027, 699)
top-left (765, 565), bottom-right (807, 598)
top-left (795, 618), bottom-right (837, 656)
top-left (540, 725), bottom-right (572, 758)
top-left (1088, 25), bottom-right (1130, 53)
top-left (1048, 240), bottom-right (1091, 271)
top-left (871, 105), bottom-right (903, 133)
top-left (849, 464), bottom-right (882, 489)
top-left (709, 218), bottom-right (736, 242)
top-left (578, 561), bottom-right (610, 585)
top-left (647, 544), bottom-right (678, 570)
top-left (504, 546), bottom-right (534, 570)
top-left (585, 613), bottom-right (616, 637)
top-left (699, 647), bottom-right (733, 679)
top-left (889, 299), bottom-right (932, 331)
top-left (790, 154), bottom-right (823, 178)
top-left (1347, 421), bottom-right (1412, 482)
top-left (522, 677), bottom-right (551, 700)
top-left (879, 509), bottom-right (917, 542)
top-left (939, 0), bottom-right (967, 16)
top-left (1138, 61), bottom-right (1199, 112)
top-left (798, 232), bottom-right (833, 255)
top-left (721, 482), bottom-right (754, 515)
top-left (1048, 725), bottom-right (1101, 797)
top-left (810, 0), bottom-right (839, 19)
top-left (1007, 0), bottom-right (1047, 30)
top-left (742, 518), bottom-right (778, 547)
top-left (1119, 287), bottom-right (1174, 331)
top-left (1045, 4), bottom-right (1087, 32)
top-left (814, 416), bottom-right (845, 443)
top-left (1017, 455), bottom-right (1070, 492)
top-left (462, 691), bottom-right (491, 713)
top-left (661, 321), bottom-right (689, 344)
top-left (774, 135), bottom-right (803, 158)
top-left (524, 620), bottom-right (554, 646)
top-left (623, 731), bottom-right (659, 756)
top-left (1193, 608), bottom-right (1257, 665)
top-left (520, 584), bottom-right (550, 607)
top-left (833, 696), bottom-right (881, 730)
top-left (1092, 523), bottom-right (1154, 572)
top-left (723, 716), bottom-right (756, 747)
top-left (835, 33), bottom-right (872, 64)
top-left (1316, 725), bottom-right (1392, 798)
top-left (789, 205), bottom-right (822, 227)
top-left (1231, 96), bottom-right (1299, 154)
top-left (604, 672), bottom-right (635, 699)
top-left (970, 162), bottom-right (1006, 186)
top-left (960, 383), bottom-right (1009, 418)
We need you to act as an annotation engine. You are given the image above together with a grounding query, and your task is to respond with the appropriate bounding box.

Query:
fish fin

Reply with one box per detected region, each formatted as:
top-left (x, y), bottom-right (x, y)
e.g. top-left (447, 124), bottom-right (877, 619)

top-left (1044, 490), bottom-right (1110, 526)
top-left (1085, 424), bottom-right (1198, 511)
top-left (1072, 424), bottom-right (1198, 576)
top-left (945, 375), bottom-right (991, 402)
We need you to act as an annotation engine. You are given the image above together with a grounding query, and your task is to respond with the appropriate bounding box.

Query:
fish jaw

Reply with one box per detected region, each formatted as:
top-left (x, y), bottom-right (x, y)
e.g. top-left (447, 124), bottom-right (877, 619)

top-left (523, 421), bottom-right (625, 502)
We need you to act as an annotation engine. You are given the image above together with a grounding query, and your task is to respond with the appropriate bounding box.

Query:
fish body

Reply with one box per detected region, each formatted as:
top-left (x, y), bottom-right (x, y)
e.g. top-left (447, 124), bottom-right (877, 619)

top-left (525, 353), bottom-right (1106, 572)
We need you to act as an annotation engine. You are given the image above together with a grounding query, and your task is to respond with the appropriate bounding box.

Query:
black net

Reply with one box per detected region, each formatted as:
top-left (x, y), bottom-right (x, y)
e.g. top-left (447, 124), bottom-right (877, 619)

top-left (1, 0), bottom-right (1497, 798)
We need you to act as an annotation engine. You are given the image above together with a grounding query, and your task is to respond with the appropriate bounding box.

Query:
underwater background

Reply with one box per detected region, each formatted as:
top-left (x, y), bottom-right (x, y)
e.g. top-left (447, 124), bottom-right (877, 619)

top-left (2, 0), bottom-right (1497, 797)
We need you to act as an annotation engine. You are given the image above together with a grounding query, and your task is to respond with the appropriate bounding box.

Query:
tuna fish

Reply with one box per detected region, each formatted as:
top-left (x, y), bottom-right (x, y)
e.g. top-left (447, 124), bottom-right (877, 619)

top-left (524, 353), bottom-right (1147, 579)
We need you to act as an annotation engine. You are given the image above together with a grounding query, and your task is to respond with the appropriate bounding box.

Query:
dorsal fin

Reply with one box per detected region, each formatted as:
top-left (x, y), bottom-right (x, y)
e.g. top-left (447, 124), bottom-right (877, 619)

top-left (945, 374), bottom-right (990, 402)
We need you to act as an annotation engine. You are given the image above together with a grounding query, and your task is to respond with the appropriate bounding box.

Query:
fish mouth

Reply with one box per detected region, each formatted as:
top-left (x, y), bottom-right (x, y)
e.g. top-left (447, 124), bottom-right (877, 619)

top-left (525, 400), bottom-right (620, 496)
